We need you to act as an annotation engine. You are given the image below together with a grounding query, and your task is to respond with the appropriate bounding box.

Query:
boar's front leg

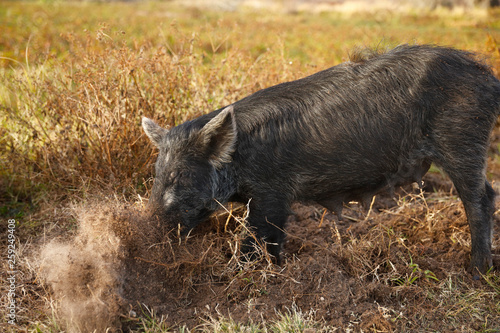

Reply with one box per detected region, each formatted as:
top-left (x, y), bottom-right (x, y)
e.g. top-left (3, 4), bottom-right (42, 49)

top-left (241, 195), bottom-right (290, 264)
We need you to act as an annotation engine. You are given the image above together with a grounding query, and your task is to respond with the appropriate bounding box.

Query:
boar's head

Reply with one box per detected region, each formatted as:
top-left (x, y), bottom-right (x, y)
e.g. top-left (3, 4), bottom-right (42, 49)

top-left (142, 106), bottom-right (237, 231)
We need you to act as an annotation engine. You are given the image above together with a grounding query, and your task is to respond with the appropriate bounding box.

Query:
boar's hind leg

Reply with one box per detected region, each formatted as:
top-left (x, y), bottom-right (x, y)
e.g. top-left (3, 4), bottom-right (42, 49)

top-left (241, 197), bottom-right (290, 264)
top-left (458, 178), bottom-right (494, 275)
top-left (435, 150), bottom-right (495, 274)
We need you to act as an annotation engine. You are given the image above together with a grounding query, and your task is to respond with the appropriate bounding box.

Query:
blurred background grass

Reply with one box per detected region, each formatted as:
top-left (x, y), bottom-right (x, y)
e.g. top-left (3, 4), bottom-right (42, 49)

top-left (1, 0), bottom-right (500, 214)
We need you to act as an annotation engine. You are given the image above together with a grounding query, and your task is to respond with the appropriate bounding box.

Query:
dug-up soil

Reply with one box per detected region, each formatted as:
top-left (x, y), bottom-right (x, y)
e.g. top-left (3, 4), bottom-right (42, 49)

top-left (33, 170), bottom-right (500, 332)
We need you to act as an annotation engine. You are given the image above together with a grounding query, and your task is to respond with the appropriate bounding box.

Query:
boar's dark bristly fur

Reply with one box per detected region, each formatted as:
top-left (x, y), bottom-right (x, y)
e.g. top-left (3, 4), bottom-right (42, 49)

top-left (143, 44), bottom-right (500, 274)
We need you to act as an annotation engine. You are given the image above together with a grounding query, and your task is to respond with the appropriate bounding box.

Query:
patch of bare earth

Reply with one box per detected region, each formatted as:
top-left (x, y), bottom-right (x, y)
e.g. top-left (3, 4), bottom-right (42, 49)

top-left (26, 169), bottom-right (500, 332)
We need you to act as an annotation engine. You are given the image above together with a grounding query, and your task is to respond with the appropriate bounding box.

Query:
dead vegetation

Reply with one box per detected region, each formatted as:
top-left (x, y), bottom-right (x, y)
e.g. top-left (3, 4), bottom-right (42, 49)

top-left (15, 185), bottom-right (500, 332)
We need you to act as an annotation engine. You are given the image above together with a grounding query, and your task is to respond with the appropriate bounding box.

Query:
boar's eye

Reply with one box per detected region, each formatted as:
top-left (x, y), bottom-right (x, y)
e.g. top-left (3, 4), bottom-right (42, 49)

top-left (168, 171), bottom-right (177, 181)
top-left (166, 170), bottom-right (190, 186)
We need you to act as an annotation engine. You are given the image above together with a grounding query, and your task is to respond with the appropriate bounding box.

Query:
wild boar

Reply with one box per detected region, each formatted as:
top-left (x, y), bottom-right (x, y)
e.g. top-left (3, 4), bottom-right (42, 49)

top-left (143, 44), bottom-right (500, 273)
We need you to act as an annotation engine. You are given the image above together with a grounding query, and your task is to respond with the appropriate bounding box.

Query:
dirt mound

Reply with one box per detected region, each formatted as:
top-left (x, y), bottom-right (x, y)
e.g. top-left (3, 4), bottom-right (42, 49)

top-left (38, 202), bottom-right (134, 331)
top-left (36, 182), bottom-right (500, 331)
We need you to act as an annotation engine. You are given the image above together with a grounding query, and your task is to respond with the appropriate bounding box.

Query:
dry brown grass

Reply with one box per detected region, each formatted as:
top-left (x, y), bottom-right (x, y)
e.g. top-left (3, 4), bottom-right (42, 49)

top-left (15, 188), bottom-right (498, 332)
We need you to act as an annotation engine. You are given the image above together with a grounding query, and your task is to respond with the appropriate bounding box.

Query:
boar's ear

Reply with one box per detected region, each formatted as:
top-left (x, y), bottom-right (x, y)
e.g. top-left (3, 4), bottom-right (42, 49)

top-left (142, 117), bottom-right (168, 147)
top-left (198, 105), bottom-right (237, 168)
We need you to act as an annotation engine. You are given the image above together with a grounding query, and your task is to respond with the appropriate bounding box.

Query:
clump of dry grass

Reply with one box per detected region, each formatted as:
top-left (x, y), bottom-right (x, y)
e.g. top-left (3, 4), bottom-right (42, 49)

top-left (336, 190), bottom-right (500, 330)
top-left (1, 30), bottom-right (221, 197)
top-left (0, 15), bottom-right (291, 209)
top-left (343, 191), bottom-right (455, 284)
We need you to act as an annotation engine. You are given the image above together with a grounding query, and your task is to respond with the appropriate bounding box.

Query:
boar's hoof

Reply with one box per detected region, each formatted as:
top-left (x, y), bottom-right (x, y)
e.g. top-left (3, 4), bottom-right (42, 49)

top-left (241, 237), bottom-right (281, 265)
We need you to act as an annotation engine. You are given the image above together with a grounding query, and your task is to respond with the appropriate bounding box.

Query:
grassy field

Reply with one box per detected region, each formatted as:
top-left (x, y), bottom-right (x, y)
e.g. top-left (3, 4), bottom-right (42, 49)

top-left (1, 1), bottom-right (500, 332)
